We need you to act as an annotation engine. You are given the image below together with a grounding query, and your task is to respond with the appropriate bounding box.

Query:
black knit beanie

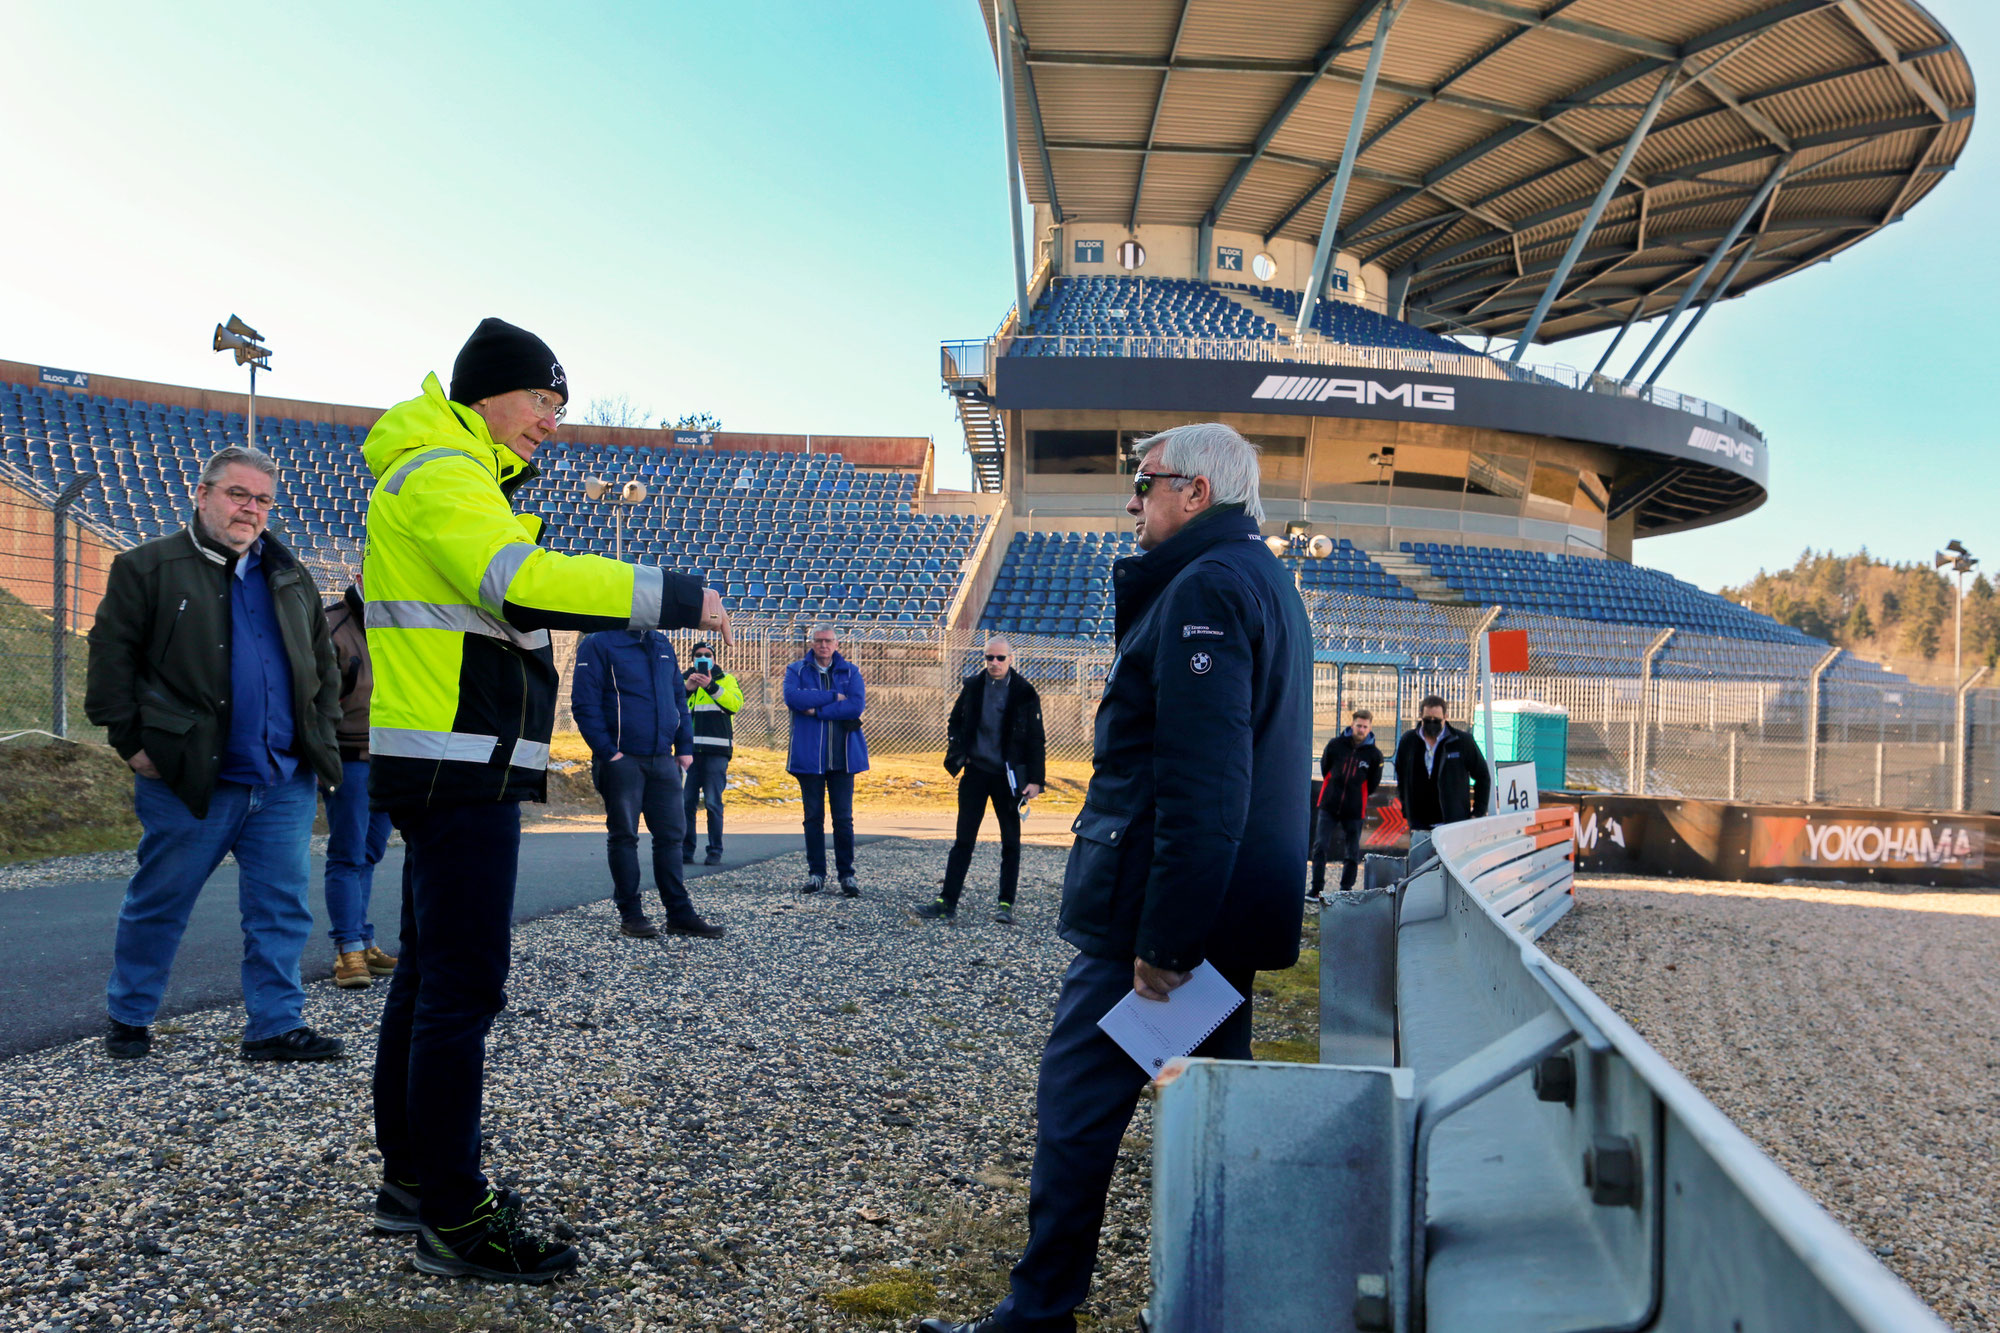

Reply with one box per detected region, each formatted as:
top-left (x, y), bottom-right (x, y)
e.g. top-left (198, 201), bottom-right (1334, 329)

top-left (449, 317), bottom-right (569, 407)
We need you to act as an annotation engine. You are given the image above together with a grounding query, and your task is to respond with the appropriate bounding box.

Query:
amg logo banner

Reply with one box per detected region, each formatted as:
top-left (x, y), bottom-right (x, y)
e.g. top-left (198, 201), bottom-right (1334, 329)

top-left (1250, 374), bottom-right (1455, 410)
top-left (1687, 425), bottom-right (1756, 468)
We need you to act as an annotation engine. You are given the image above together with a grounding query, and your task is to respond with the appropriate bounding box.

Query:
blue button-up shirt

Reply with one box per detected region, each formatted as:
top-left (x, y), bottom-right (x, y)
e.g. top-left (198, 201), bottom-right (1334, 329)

top-left (218, 540), bottom-right (298, 786)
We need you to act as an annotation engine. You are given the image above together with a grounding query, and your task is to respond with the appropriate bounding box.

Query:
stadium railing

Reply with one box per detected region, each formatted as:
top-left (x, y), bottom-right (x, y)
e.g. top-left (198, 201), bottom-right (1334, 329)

top-left (1146, 809), bottom-right (1951, 1332)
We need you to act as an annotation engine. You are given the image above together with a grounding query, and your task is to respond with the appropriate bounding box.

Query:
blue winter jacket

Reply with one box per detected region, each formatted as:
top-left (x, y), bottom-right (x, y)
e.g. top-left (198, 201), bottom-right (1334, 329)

top-left (572, 629), bottom-right (694, 759)
top-left (782, 651), bottom-right (870, 775)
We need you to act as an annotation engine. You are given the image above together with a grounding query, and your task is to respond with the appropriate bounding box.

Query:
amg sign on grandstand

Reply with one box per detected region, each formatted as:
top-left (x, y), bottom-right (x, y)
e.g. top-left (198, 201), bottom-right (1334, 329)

top-left (1750, 815), bottom-right (1984, 871)
top-left (1250, 374), bottom-right (1455, 410)
top-left (1686, 425), bottom-right (1756, 468)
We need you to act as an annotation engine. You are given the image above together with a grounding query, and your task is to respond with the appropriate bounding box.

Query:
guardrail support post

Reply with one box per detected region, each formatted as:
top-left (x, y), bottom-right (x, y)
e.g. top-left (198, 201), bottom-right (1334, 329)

top-left (1956, 666), bottom-right (1990, 812)
top-left (1633, 628), bottom-right (1674, 795)
top-left (1805, 647), bottom-right (1842, 804)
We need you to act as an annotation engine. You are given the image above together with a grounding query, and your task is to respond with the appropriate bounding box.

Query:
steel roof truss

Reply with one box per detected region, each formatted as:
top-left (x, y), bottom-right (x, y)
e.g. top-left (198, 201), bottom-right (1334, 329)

top-left (1202, 0), bottom-right (1391, 228)
top-left (1641, 234), bottom-right (1762, 387)
top-left (1130, 0), bottom-right (1194, 231)
top-left (1834, 0), bottom-right (1953, 122)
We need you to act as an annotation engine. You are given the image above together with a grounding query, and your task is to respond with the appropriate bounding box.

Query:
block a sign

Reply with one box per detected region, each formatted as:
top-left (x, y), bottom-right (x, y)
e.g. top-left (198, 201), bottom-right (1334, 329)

top-left (1749, 816), bottom-right (1984, 871)
top-left (39, 366), bottom-right (89, 389)
top-left (1074, 239), bottom-right (1105, 265)
top-left (672, 430), bottom-right (715, 448)
top-left (1215, 247), bottom-right (1243, 272)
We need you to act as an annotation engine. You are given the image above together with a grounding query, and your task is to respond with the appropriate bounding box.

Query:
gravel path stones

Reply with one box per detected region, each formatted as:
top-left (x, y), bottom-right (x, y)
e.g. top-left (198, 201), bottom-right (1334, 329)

top-left (1543, 875), bottom-right (2000, 1332)
top-left (0, 838), bottom-right (1158, 1332)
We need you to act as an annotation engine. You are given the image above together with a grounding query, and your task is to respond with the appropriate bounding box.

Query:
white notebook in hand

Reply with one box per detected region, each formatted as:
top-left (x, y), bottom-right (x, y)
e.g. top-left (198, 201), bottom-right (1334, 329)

top-left (1097, 961), bottom-right (1246, 1077)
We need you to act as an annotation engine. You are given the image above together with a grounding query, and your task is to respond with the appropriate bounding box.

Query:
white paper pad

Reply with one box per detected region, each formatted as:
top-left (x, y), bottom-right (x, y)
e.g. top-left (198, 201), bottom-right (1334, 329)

top-left (1096, 961), bottom-right (1246, 1076)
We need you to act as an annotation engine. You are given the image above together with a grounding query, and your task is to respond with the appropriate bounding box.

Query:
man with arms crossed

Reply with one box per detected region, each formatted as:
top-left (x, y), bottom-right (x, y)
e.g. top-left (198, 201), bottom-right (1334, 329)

top-left (362, 318), bottom-right (728, 1283)
top-left (922, 422), bottom-right (1311, 1333)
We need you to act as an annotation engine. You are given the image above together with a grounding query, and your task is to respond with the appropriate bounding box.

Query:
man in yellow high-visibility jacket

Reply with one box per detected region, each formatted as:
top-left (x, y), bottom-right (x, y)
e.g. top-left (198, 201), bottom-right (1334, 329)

top-left (362, 317), bottom-right (728, 1285)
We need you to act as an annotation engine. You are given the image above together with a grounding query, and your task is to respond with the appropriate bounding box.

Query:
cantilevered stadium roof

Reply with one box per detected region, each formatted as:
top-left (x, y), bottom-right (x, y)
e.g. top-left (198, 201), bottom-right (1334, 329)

top-left (981, 0), bottom-right (1974, 347)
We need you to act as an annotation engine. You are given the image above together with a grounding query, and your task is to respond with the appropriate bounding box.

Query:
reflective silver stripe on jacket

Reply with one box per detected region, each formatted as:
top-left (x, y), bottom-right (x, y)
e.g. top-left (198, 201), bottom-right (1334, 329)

top-left (382, 447), bottom-right (476, 495)
top-left (630, 565), bottom-right (664, 629)
top-left (369, 727), bottom-right (549, 770)
top-left (478, 544), bottom-right (537, 617)
top-left (693, 734), bottom-right (731, 748)
top-left (365, 599), bottom-right (550, 651)
top-left (370, 727), bottom-right (500, 763)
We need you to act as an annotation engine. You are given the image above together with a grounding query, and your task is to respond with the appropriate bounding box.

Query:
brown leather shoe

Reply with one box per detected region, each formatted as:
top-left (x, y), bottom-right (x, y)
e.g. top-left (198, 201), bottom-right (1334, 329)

top-left (363, 944), bottom-right (398, 976)
top-left (333, 950), bottom-right (373, 989)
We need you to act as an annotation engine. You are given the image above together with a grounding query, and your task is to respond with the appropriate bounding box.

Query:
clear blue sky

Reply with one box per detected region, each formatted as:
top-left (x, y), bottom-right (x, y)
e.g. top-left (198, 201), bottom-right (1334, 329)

top-left (3, 0), bottom-right (1992, 593)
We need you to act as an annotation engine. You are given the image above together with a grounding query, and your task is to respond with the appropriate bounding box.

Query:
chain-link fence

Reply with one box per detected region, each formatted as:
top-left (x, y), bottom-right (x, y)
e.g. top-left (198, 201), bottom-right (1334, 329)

top-left (0, 471), bottom-right (120, 745)
top-left (7, 486), bottom-right (1994, 814)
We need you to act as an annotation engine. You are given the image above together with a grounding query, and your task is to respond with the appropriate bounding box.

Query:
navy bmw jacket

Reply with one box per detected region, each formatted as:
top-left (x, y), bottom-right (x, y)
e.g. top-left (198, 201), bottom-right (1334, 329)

top-left (571, 629), bottom-right (694, 759)
top-left (1059, 506), bottom-right (1313, 975)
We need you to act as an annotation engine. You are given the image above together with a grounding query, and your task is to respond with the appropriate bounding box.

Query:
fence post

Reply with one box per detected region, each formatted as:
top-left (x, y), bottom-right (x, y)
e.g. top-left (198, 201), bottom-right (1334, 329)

top-left (1633, 627), bottom-right (1674, 795)
top-left (50, 508), bottom-right (68, 738)
top-left (1727, 730), bottom-right (1739, 802)
top-left (1804, 647), bottom-right (1842, 804)
top-left (1874, 741), bottom-right (1885, 808)
top-left (1956, 666), bottom-right (1991, 812)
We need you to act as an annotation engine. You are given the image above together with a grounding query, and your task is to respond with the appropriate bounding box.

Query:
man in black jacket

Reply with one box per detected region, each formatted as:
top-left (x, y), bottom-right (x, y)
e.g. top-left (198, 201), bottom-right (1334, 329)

top-left (921, 423), bottom-right (1311, 1333)
top-left (917, 636), bottom-right (1046, 923)
top-left (1311, 708), bottom-right (1383, 899)
top-left (1393, 694), bottom-right (1492, 832)
top-left (85, 446), bottom-right (346, 1062)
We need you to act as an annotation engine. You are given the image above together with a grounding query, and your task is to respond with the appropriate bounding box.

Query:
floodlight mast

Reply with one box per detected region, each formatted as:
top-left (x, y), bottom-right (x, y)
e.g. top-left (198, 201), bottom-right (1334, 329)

top-left (211, 316), bottom-right (273, 452)
top-left (1936, 542), bottom-right (1980, 682)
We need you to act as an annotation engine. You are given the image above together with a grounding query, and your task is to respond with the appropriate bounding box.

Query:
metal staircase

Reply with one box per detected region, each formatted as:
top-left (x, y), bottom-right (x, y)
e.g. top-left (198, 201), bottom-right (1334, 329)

top-left (951, 392), bottom-right (1005, 494)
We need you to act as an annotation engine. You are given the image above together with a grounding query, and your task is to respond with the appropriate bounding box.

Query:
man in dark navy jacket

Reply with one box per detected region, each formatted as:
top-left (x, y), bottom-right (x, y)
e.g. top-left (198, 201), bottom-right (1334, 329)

top-left (922, 423), bottom-right (1312, 1333)
top-left (572, 629), bottom-right (725, 940)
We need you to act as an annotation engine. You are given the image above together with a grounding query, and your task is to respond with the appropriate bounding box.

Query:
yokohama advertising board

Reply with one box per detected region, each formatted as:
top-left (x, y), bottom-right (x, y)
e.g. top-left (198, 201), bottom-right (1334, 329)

top-left (1749, 817), bottom-right (1984, 871)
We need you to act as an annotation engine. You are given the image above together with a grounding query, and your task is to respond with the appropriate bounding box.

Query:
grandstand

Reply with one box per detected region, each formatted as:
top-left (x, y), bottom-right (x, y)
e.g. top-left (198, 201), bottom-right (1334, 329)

top-left (942, 0), bottom-right (1970, 683)
top-left (0, 366), bottom-right (983, 632)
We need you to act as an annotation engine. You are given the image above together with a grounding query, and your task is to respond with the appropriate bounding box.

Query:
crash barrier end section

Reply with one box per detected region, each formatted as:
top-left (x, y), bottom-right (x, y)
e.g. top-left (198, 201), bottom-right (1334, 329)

top-left (1150, 1059), bottom-right (1412, 1333)
top-left (1146, 808), bottom-right (1948, 1331)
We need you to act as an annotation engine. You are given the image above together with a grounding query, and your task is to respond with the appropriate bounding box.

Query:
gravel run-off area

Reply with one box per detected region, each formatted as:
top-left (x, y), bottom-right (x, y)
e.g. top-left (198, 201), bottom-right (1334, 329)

top-left (0, 839), bottom-right (1164, 1333)
top-left (1542, 874), bottom-right (2000, 1333)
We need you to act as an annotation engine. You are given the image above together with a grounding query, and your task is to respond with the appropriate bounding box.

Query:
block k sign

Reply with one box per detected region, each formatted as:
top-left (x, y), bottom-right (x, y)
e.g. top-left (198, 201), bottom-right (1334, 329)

top-left (1487, 629), bottom-right (1529, 672)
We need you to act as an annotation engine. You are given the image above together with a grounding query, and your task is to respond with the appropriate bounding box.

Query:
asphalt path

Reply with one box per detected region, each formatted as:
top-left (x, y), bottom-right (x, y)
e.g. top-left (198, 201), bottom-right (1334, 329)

top-left (0, 828), bottom-right (883, 1059)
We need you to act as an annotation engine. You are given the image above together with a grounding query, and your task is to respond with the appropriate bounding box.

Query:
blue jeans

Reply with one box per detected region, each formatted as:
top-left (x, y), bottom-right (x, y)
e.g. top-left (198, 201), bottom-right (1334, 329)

top-left (796, 770), bottom-right (855, 878)
top-left (596, 752), bottom-right (697, 924)
top-left (373, 801), bottom-right (518, 1227)
top-left (682, 751), bottom-right (728, 855)
top-left (323, 758), bottom-right (391, 951)
top-left (993, 952), bottom-right (1256, 1332)
top-left (107, 770), bottom-right (318, 1041)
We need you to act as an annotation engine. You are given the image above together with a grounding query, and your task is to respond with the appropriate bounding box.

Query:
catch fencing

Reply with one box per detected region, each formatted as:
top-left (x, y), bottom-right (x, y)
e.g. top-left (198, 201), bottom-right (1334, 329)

top-left (3, 512), bottom-right (1992, 815)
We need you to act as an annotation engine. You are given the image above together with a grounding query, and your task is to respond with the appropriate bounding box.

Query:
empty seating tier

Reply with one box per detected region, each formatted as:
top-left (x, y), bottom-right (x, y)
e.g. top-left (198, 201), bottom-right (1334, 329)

top-left (0, 382), bottom-right (979, 628)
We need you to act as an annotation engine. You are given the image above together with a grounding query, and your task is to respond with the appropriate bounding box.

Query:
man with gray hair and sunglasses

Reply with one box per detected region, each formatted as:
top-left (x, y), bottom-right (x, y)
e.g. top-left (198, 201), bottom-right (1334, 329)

top-left (922, 421), bottom-right (1312, 1333)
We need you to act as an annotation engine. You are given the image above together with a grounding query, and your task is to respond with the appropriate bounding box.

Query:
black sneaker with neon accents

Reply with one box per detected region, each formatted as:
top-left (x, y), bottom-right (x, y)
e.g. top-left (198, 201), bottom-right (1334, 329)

top-left (413, 1190), bottom-right (579, 1283)
top-left (373, 1178), bottom-right (422, 1233)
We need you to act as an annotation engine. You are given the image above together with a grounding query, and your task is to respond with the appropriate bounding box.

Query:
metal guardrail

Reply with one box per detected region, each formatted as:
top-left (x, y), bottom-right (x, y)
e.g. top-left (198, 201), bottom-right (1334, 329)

top-left (1147, 810), bottom-right (1948, 1332)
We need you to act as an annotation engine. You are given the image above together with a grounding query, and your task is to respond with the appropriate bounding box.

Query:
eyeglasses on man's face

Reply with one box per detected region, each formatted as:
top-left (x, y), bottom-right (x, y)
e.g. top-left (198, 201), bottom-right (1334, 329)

top-left (209, 483), bottom-right (278, 512)
top-left (1131, 470), bottom-right (1192, 498)
top-left (985, 654), bottom-right (1009, 662)
top-left (525, 388), bottom-right (567, 423)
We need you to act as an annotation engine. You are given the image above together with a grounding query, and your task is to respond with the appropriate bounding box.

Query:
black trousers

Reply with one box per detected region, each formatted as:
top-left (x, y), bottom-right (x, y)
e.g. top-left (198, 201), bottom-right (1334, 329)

top-left (940, 764), bottom-right (1021, 906)
top-left (596, 753), bottom-right (697, 925)
top-left (373, 801), bottom-right (519, 1227)
top-left (682, 751), bottom-right (728, 855)
top-left (993, 952), bottom-right (1256, 1332)
top-left (1311, 811), bottom-right (1364, 892)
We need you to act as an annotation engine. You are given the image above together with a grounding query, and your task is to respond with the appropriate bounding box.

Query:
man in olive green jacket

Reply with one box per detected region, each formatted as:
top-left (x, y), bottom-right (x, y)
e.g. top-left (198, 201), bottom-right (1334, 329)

top-left (85, 445), bottom-right (345, 1065)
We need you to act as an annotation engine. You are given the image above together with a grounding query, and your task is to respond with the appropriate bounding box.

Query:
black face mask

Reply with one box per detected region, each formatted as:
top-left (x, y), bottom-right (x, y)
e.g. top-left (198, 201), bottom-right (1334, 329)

top-left (1420, 717), bottom-right (1444, 739)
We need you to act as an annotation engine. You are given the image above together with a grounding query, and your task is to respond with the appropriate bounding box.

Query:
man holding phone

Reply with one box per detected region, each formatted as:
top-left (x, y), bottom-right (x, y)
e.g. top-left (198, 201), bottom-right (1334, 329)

top-left (682, 640), bottom-right (742, 866)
